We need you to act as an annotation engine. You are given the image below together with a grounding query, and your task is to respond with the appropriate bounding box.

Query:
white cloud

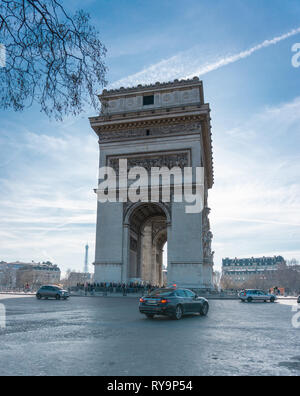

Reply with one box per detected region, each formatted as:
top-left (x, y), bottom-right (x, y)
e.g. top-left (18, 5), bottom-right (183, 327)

top-left (110, 26), bottom-right (300, 88)
top-left (210, 97), bottom-right (300, 269)
top-left (0, 119), bottom-right (98, 274)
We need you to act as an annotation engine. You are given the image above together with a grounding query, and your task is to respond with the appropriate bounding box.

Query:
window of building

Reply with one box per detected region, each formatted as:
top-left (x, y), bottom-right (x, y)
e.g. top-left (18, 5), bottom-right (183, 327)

top-left (143, 95), bottom-right (154, 106)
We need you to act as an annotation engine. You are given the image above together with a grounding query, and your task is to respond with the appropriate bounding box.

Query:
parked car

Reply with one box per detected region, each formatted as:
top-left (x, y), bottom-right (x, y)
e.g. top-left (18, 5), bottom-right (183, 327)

top-left (239, 289), bottom-right (276, 303)
top-left (36, 285), bottom-right (70, 300)
top-left (139, 288), bottom-right (209, 320)
top-left (297, 295), bottom-right (300, 304)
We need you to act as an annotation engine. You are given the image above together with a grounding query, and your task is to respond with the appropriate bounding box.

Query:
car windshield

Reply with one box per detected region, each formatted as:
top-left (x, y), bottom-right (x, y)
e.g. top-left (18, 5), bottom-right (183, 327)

top-left (148, 289), bottom-right (174, 297)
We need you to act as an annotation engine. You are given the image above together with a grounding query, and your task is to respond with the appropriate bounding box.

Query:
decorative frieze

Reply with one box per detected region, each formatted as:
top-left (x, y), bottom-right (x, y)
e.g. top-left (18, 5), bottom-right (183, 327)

top-left (98, 121), bottom-right (201, 141)
top-left (101, 88), bottom-right (201, 115)
top-left (108, 152), bottom-right (189, 173)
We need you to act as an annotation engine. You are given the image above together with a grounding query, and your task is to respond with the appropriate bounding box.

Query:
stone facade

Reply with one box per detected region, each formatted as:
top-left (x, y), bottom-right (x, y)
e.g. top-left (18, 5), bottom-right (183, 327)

top-left (16, 263), bottom-right (61, 287)
top-left (222, 256), bottom-right (285, 284)
top-left (89, 77), bottom-right (214, 289)
top-left (0, 261), bottom-right (61, 288)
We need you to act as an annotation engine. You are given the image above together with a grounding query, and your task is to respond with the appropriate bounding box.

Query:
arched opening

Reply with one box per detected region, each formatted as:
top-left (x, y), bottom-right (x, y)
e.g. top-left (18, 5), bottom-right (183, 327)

top-left (127, 203), bottom-right (169, 286)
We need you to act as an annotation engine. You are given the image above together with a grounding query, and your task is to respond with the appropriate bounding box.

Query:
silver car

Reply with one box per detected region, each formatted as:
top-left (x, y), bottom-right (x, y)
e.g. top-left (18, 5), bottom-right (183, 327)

top-left (36, 285), bottom-right (70, 300)
top-left (239, 289), bottom-right (277, 303)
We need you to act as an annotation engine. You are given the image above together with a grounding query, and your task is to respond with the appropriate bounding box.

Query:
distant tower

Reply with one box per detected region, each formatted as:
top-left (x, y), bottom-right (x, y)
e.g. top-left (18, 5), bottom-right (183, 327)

top-left (84, 244), bottom-right (89, 273)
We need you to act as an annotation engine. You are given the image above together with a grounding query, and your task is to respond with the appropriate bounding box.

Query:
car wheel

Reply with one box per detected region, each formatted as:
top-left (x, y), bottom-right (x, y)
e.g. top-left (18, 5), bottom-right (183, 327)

top-left (36, 294), bottom-right (42, 300)
top-left (200, 302), bottom-right (209, 316)
top-left (55, 294), bottom-right (61, 300)
top-left (270, 297), bottom-right (275, 303)
top-left (247, 297), bottom-right (253, 303)
top-left (145, 314), bottom-right (154, 319)
top-left (173, 305), bottom-right (183, 320)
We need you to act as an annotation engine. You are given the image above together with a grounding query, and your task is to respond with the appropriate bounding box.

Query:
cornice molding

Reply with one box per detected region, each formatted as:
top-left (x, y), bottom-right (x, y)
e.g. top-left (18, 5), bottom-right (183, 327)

top-left (89, 104), bottom-right (210, 126)
top-left (93, 114), bottom-right (204, 133)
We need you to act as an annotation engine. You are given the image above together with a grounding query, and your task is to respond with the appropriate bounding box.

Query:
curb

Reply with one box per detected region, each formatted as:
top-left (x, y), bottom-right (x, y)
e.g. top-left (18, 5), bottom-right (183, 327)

top-left (0, 293), bottom-right (298, 301)
top-left (0, 292), bottom-right (35, 296)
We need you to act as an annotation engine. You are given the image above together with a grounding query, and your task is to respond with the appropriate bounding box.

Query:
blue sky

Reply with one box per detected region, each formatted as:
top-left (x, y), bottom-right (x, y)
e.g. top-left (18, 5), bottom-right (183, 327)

top-left (1, 0), bottom-right (300, 274)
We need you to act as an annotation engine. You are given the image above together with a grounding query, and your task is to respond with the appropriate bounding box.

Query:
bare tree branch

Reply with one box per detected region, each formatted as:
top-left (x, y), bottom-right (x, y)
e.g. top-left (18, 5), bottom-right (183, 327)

top-left (0, 0), bottom-right (107, 119)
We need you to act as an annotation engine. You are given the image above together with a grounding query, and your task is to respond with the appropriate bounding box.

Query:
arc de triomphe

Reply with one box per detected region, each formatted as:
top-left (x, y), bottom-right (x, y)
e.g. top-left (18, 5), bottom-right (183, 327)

top-left (89, 77), bottom-right (214, 289)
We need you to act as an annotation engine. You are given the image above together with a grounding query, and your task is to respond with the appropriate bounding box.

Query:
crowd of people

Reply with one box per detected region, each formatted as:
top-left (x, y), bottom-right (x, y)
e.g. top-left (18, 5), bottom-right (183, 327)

top-left (73, 282), bottom-right (161, 295)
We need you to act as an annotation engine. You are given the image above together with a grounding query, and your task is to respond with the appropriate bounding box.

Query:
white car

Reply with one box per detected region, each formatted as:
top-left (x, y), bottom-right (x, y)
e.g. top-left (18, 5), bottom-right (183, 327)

top-left (239, 289), bottom-right (277, 303)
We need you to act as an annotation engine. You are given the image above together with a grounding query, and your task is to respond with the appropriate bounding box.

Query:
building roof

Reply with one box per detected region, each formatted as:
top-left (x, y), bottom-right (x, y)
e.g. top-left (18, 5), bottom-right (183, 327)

top-left (0, 261), bottom-right (60, 271)
top-left (222, 256), bottom-right (285, 267)
top-left (100, 77), bottom-right (203, 97)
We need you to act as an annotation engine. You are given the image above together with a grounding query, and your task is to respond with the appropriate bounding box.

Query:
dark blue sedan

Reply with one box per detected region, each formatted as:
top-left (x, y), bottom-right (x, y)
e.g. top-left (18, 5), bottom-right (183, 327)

top-left (139, 288), bottom-right (209, 320)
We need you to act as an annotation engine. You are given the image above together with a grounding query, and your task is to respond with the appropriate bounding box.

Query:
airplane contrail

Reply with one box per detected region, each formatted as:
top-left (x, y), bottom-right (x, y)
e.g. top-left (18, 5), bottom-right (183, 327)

top-left (186, 26), bottom-right (300, 78)
top-left (110, 26), bottom-right (300, 88)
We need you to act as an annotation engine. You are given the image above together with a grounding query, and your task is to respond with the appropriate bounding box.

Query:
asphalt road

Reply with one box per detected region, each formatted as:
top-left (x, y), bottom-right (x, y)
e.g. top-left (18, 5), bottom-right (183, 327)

top-left (0, 294), bottom-right (299, 376)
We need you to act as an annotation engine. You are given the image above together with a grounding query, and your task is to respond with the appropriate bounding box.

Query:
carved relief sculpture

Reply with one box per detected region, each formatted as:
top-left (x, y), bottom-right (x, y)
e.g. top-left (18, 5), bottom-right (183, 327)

top-left (202, 207), bottom-right (214, 263)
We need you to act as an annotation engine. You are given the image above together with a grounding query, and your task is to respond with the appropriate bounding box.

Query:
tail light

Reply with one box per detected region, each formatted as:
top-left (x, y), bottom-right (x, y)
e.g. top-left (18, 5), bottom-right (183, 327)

top-left (140, 298), bottom-right (145, 303)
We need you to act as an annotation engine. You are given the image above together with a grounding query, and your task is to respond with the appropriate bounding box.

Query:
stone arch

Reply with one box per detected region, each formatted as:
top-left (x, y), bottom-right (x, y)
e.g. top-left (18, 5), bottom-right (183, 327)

top-left (126, 203), bottom-right (170, 286)
top-left (124, 201), bottom-right (171, 226)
